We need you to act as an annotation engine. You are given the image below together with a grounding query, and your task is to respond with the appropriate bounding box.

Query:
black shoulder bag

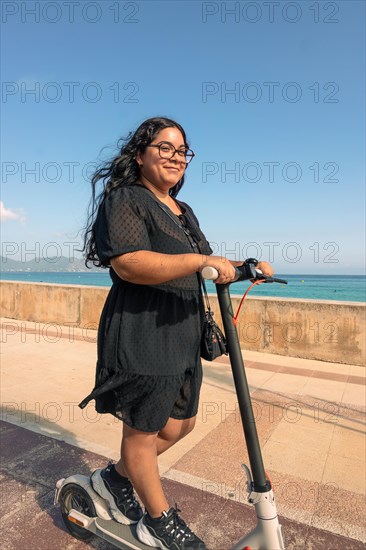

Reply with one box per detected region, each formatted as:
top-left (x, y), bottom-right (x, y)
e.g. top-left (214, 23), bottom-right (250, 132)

top-left (199, 276), bottom-right (228, 361)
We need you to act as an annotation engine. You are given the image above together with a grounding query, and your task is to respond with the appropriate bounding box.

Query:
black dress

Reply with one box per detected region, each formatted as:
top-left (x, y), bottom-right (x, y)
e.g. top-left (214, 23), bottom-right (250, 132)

top-left (78, 183), bottom-right (213, 430)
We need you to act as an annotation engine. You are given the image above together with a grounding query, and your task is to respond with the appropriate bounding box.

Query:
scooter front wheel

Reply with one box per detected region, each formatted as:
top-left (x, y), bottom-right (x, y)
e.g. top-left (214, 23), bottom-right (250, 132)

top-left (60, 482), bottom-right (96, 541)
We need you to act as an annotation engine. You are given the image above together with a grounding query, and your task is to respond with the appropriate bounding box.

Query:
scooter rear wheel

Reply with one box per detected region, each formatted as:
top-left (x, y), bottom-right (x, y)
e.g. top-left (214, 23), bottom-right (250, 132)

top-left (60, 482), bottom-right (96, 541)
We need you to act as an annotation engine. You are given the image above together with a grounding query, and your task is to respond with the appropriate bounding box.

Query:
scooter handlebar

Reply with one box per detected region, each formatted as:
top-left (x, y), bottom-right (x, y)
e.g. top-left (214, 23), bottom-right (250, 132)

top-left (201, 264), bottom-right (288, 285)
top-left (201, 265), bottom-right (252, 282)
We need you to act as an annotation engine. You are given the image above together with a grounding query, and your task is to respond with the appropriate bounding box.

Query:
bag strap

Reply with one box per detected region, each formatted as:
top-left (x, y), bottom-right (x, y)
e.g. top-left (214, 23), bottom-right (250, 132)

top-left (138, 185), bottom-right (212, 310)
top-left (200, 275), bottom-right (212, 313)
top-left (137, 183), bottom-right (202, 253)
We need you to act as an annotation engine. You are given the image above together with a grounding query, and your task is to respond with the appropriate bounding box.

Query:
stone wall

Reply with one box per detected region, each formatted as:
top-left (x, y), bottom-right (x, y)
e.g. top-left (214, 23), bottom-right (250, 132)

top-left (1, 281), bottom-right (365, 366)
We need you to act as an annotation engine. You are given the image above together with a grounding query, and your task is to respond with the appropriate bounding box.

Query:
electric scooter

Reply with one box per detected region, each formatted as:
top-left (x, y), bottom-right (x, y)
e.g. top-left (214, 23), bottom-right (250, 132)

top-left (54, 263), bottom-right (287, 549)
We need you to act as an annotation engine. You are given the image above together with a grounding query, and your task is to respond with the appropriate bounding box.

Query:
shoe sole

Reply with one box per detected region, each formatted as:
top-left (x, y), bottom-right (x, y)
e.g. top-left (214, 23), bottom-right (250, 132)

top-left (136, 517), bottom-right (207, 550)
top-left (90, 469), bottom-right (139, 525)
top-left (136, 519), bottom-right (167, 549)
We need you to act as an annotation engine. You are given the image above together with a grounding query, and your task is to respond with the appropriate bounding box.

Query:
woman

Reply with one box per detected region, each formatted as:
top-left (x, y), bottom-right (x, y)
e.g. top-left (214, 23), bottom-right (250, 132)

top-left (79, 117), bottom-right (273, 549)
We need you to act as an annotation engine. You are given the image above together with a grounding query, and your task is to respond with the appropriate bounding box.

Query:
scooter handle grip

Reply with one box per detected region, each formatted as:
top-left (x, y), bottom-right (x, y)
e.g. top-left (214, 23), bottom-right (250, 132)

top-left (201, 266), bottom-right (242, 281)
top-left (201, 266), bottom-right (219, 280)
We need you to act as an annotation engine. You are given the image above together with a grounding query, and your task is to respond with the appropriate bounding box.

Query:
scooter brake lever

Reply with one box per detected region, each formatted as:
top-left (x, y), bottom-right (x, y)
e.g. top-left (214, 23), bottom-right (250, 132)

top-left (249, 268), bottom-right (268, 283)
top-left (251, 269), bottom-right (288, 285)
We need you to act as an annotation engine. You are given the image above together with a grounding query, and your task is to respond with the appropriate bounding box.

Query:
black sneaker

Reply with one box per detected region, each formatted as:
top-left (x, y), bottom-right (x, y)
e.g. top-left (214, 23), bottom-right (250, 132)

top-left (90, 463), bottom-right (143, 524)
top-left (136, 505), bottom-right (206, 549)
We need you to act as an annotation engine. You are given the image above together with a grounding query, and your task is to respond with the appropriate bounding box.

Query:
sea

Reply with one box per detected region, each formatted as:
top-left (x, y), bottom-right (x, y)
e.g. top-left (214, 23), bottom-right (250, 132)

top-left (1, 272), bottom-right (365, 303)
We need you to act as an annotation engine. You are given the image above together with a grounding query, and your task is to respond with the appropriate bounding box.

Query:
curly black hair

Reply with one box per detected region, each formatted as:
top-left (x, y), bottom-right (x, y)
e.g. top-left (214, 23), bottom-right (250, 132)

top-left (80, 117), bottom-right (190, 268)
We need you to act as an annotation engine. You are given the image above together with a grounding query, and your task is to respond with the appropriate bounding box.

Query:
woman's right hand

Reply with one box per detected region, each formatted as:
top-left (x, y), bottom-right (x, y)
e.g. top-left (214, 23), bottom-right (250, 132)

top-left (199, 255), bottom-right (236, 284)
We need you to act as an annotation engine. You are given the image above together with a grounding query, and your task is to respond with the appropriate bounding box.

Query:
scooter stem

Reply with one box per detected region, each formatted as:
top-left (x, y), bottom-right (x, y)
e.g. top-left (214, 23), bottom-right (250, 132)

top-left (216, 283), bottom-right (268, 491)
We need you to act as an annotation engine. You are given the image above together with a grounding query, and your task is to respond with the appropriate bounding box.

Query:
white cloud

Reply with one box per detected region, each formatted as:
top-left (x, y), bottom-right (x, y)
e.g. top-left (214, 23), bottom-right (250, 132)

top-left (0, 201), bottom-right (26, 223)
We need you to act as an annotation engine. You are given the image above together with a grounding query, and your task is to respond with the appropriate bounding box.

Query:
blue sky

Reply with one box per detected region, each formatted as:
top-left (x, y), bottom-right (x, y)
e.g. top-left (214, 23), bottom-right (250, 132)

top-left (1, 0), bottom-right (365, 274)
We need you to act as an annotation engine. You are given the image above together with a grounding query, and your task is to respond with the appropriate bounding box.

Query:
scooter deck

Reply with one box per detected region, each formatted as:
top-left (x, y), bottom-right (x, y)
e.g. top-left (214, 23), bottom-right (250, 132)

top-left (94, 518), bottom-right (153, 550)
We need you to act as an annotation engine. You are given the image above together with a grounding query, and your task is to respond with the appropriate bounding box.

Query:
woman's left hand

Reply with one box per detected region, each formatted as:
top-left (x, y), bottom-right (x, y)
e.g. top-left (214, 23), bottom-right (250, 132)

top-left (257, 261), bottom-right (274, 277)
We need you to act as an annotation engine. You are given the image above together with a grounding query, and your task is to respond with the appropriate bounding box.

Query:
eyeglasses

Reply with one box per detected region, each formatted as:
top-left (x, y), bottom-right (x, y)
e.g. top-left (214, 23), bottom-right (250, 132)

top-left (147, 141), bottom-right (195, 164)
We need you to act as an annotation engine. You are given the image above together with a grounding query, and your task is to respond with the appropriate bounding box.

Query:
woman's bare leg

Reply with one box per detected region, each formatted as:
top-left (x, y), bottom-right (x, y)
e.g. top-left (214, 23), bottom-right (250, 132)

top-left (114, 416), bottom-right (196, 517)
top-left (118, 425), bottom-right (168, 517)
top-left (156, 416), bottom-right (196, 455)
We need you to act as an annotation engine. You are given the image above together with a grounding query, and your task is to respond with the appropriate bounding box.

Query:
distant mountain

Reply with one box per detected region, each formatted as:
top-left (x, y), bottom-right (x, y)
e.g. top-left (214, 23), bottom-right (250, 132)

top-left (0, 255), bottom-right (100, 272)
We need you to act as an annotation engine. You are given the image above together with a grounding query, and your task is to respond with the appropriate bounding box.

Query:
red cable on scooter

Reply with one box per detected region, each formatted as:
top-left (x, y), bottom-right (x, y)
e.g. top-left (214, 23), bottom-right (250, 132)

top-left (233, 279), bottom-right (266, 325)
